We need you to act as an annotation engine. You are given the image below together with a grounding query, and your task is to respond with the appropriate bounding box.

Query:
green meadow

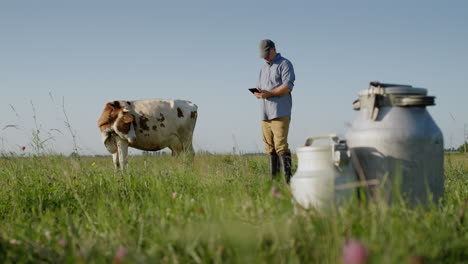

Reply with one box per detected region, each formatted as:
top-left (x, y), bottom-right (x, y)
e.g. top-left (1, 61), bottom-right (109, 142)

top-left (0, 152), bottom-right (467, 263)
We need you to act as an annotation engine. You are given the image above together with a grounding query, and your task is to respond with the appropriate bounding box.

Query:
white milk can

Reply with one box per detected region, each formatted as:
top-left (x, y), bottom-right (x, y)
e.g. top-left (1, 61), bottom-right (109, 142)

top-left (291, 135), bottom-right (357, 210)
top-left (346, 81), bottom-right (444, 204)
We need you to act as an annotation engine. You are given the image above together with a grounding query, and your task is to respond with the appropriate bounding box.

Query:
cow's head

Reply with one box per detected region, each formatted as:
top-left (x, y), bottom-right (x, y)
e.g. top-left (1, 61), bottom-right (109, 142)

top-left (98, 101), bottom-right (137, 146)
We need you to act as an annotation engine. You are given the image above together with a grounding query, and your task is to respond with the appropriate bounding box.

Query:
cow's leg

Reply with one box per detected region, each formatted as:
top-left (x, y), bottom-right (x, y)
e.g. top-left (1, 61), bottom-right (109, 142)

top-left (168, 135), bottom-right (182, 156)
top-left (170, 146), bottom-right (180, 156)
top-left (183, 140), bottom-right (194, 154)
top-left (116, 138), bottom-right (129, 169)
top-left (112, 152), bottom-right (120, 169)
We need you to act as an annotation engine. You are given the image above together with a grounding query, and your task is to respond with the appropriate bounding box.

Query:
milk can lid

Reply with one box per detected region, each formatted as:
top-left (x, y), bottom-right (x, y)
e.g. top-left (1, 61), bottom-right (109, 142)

top-left (297, 135), bottom-right (337, 152)
top-left (296, 145), bottom-right (331, 152)
top-left (358, 82), bottom-right (427, 96)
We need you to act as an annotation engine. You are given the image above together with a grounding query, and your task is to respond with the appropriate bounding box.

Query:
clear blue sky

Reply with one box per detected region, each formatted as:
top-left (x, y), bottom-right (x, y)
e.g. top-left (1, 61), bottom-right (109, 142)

top-left (1, 0), bottom-right (467, 155)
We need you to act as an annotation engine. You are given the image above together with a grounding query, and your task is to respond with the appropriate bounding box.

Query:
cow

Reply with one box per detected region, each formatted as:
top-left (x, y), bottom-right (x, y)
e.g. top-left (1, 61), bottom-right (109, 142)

top-left (97, 99), bottom-right (198, 169)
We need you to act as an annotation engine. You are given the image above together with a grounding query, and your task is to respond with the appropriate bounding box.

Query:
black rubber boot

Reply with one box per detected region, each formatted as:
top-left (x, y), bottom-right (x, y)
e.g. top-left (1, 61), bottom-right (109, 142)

top-left (269, 153), bottom-right (279, 180)
top-left (279, 152), bottom-right (292, 184)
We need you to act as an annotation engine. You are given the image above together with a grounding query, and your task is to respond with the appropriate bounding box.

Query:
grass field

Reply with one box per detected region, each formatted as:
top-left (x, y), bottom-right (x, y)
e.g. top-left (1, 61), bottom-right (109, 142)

top-left (0, 152), bottom-right (467, 263)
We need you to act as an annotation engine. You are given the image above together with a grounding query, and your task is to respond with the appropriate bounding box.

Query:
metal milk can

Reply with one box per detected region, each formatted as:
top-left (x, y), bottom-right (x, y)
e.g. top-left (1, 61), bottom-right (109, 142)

top-left (345, 81), bottom-right (444, 204)
top-left (291, 135), bottom-right (357, 210)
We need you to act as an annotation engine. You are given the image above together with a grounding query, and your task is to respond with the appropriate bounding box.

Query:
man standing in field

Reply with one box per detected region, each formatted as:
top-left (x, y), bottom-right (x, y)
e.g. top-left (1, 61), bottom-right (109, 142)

top-left (253, 39), bottom-right (295, 183)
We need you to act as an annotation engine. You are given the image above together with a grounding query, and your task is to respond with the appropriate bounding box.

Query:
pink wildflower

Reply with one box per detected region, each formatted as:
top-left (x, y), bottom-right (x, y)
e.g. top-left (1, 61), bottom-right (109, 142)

top-left (342, 239), bottom-right (369, 264)
top-left (270, 186), bottom-right (282, 198)
top-left (58, 238), bottom-right (67, 247)
top-left (113, 246), bottom-right (128, 263)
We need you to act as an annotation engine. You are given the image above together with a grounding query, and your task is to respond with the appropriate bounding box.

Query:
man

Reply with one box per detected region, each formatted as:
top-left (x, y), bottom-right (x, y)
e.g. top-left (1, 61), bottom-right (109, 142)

top-left (253, 39), bottom-right (295, 183)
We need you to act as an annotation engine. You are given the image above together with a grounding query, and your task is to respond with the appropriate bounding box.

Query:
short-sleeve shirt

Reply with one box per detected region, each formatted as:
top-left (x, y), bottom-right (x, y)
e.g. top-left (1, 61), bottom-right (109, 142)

top-left (257, 53), bottom-right (295, 121)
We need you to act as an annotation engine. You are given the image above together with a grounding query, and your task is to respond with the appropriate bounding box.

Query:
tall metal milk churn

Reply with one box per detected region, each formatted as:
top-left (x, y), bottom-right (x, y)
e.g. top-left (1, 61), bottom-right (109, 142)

top-left (291, 135), bottom-right (357, 210)
top-left (345, 82), bottom-right (444, 204)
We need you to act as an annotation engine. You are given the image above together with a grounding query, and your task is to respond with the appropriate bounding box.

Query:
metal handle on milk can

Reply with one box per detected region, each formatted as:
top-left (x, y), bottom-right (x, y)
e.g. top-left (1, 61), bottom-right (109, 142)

top-left (303, 135), bottom-right (351, 168)
top-left (303, 135), bottom-right (342, 167)
top-left (304, 134), bottom-right (338, 147)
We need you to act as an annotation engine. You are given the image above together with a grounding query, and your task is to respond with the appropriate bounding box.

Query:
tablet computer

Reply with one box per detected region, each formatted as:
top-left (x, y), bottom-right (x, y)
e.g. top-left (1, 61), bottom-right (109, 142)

top-left (249, 88), bottom-right (260, 94)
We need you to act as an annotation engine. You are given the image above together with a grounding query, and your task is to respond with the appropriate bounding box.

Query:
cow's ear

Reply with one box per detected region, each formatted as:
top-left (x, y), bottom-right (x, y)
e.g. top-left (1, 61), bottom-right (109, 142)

top-left (109, 101), bottom-right (121, 109)
top-left (105, 102), bottom-right (114, 109)
top-left (122, 113), bottom-right (134, 124)
top-left (98, 104), bottom-right (113, 128)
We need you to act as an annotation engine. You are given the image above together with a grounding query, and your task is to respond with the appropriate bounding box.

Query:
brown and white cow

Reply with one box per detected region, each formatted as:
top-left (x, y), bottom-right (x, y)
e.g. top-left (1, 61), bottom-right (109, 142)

top-left (98, 99), bottom-right (198, 168)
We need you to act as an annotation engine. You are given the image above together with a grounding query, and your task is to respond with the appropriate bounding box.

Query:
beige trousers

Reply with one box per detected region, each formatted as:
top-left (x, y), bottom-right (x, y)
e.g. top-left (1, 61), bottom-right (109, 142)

top-left (261, 115), bottom-right (291, 155)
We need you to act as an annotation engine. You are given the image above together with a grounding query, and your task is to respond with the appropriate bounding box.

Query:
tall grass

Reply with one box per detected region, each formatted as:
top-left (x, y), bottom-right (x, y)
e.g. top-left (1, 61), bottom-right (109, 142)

top-left (0, 153), bottom-right (467, 263)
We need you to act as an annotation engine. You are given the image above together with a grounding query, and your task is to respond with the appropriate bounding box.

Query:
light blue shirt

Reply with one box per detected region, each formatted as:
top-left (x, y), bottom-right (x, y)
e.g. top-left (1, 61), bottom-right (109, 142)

top-left (257, 53), bottom-right (295, 121)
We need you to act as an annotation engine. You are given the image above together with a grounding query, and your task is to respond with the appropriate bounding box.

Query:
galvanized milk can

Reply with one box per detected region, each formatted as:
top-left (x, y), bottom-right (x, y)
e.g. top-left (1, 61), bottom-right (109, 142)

top-left (345, 81), bottom-right (444, 204)
top-left (291, 135), bottom-right (357, 210)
